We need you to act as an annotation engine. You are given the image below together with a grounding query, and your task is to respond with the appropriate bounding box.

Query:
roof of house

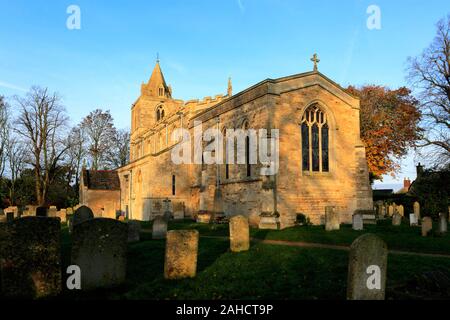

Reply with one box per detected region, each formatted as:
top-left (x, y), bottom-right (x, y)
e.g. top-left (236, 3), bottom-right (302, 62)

top-left (82, 169), bottom-right (120, 191)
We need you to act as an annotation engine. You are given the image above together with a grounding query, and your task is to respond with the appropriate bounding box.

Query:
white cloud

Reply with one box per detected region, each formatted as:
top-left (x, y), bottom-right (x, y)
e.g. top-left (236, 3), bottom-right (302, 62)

top-left (0, 81), bottom-right (27, 92)
top-left (237, 0), bottom-right (245, 13)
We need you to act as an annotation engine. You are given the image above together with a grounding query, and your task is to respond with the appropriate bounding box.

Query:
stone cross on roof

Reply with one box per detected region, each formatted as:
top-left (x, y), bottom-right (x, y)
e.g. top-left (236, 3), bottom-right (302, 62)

top-left (311, 53), bottom-right (320, 72)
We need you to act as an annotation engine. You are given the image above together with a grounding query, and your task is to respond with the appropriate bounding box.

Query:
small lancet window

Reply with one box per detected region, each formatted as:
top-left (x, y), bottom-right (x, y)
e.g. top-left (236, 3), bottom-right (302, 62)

top-left (156, 105), bottom-right (165, 121)
top-left (301, 104), bottom-right (329, 173)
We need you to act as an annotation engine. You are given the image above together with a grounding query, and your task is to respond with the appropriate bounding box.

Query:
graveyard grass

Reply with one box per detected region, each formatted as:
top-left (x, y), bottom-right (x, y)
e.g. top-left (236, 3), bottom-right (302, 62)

top-left (59, 219), bottom-right (450, 300)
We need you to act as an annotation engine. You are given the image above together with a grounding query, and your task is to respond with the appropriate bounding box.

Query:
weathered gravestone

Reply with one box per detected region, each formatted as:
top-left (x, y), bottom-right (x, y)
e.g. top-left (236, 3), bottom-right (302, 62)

top-left (152, 216), bottom-right (168, 239)
top-left (73, 205), bottom-right (94, 226)
top-left (128, 220), bottom-right (141, 243)
top-left (422, 217), bottom-right (433, 237)
top-left (0, 217), bottom-right (62, 298)
top-left (5, 206), bottom-right (19, 218)
top-left (392, 213), bottom-right (402, 226)
top-left (347, 234), bottom-right (388, 300)
top-left (409, 213), bottom-right (419, 226)
top-left (173, 201), bottom-right (185, 220)
top-left (36, 207), bottom-right (47, 217)
top-left (71, 218), bottom-right (128, 290)
top-left (48, 206), bottom-right (57, 218)
top-left (229, 215), bottom-right (250, 252)
top-left (352, 214), bottom-right (364, 231)
top-left (439, 213), bottom-right (448, 234)
top-left (164, 230), bottom-right (199, 279)
top-left (413, 202), bottom-right (420, 220)
top-left (325, 206), bottom-right (340, 231)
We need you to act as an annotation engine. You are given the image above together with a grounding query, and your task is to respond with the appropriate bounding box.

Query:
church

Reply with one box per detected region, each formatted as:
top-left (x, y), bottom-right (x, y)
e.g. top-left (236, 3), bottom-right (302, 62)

top-left (113, 55), bottom-right (373, 229)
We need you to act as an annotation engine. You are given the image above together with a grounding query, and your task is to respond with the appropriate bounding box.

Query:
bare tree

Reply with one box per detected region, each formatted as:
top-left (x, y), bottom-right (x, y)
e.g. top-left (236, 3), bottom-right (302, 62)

top-left (66, 125), bottom-right (88, 190)
top-left (15, 86), bottom-right (69, 205)
top-left (80, 109), bottom-right (116, 170)
top-left (5, 136), bottom-right (27, 204)
top-left (0, 96), bottom-right (9, 179)
top-left (105, 128), bottom-right (130, 169)
top-left (407, 15), bottom-right (450, 167)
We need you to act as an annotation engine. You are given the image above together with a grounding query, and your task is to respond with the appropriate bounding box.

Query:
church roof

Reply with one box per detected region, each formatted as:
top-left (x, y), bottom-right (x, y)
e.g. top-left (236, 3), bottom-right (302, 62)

top-left (82, 169), bottom-right (120, 191)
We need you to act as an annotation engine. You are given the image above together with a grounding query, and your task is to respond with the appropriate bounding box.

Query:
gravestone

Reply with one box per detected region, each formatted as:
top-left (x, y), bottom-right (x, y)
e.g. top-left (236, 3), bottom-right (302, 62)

top-left (258, 213), bottom-right (280, 230)
top-left (409, 213), bottom-right (419, 226)
top-left (0, 214), bottom-right (6, 223)
top-left (71, 218), bottom-right (128, 291)
top-left (392, 213), bottom-right (402, 226)
top-left (387, 205), bottom-right (394, 217)
top-left (73, 205), bottom-right (94, 227)
top-left (0, 217), bottom-right (62, 298)
top-left (173, 201), bottom-right (185, 220)
top-left (421, 217), bottom-right (433, 237)
top-left (5, 206), bottom-right (19, 218)
top-left (57, 209), bottom-right (67, 223)
top-left (438, 213), bottom-right (448, 234)
top-left (347, 234), bottom-right (388, 300)
top-left (6, 212), bottom-right (14, 223)
top-left (197, 212), bottom-right (211, 224)
top-left (164, 230), bottom-right (199, 279)
top-left (36, 207), bottom-right (47, 217)
top-left (397, 205), bottom-right (404, 217)
top-left (152, 216), bottom-right (168, 239)
top-left (325, 206), bottom-right (340, 231)
top-left (413, 202), bottom-right (420, 220)
top-left (128, 220), bottom-right (141, 243)
top-left (229, 215), bottom-right (250, 252)
top-left (48, 206), bottom-right (57, 218)
top-left (352, 214), bottom-right (364, 231)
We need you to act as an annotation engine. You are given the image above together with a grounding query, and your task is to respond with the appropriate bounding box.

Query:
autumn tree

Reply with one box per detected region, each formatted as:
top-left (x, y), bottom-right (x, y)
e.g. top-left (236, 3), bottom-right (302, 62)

top-left (80, 109), bottom-right (116, 170)
top-left (347, 86), bottom-right (422, 180)
top-left (407, 15), bottom-right (450, 167)
top-left (15, 87), bottom-right (69, 205)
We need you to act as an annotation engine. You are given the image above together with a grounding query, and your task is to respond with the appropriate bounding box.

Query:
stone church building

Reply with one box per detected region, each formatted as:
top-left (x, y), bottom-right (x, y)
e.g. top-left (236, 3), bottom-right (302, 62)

top-left (114, 57), bottom-right (373, 228)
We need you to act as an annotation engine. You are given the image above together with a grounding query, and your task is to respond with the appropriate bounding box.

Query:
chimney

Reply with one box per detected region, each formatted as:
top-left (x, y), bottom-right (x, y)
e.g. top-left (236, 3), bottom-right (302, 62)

top-left (403, 178), bottom-right (411, 190)
top-left (416, 163), bottom-right (424, 177)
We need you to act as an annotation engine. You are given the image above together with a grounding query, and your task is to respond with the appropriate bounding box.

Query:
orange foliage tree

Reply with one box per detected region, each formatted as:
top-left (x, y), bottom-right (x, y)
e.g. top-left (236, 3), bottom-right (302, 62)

top-left (347, 86), bottom-right (422, 180)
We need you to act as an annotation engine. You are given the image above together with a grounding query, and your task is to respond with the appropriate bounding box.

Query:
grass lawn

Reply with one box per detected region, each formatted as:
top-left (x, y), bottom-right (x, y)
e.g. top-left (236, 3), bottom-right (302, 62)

top-left (59, 219), bottom-right (450, 300)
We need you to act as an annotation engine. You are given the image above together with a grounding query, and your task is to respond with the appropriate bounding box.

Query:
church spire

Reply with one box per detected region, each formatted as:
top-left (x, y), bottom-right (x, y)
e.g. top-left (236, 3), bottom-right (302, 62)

top-left (145, 57), bottom-right (172, 98)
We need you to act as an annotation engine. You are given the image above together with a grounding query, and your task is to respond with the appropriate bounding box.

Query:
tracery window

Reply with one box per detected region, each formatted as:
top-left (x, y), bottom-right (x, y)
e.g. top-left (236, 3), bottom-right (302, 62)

top-left (301, 104), bottom-right (329, 173)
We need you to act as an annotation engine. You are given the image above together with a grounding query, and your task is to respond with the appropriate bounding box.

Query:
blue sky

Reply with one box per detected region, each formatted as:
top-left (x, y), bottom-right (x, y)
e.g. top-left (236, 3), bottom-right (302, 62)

top-left (0, 0), bottom-right (449, 188)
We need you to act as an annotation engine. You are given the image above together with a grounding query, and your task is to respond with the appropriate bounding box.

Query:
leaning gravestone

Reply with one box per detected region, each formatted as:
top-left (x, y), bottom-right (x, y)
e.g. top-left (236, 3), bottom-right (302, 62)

top-left (422, 217), bottom-right (433, 237)
top-left (438, 213), bottom-right (448, 234)
top-left (352, 214), bottom-right (364, 231)
top-left (152, 216), bottom-right (168, 239)
top-left (347, 234), bottom-right (388, 300)
top-left (128, 220), bottom-right (141, 243)
top-left (392, 213), bottom-right (402, 226)
top-left (36, 207), bottom-right (47, 217)
top-left (164, 230), bottom-right (199, 279)
top-left (73, 205), bottom-right (94, 227)
top-left (0, 217), bottom-right (62, 298)
top-left (229, 215), bottom-right (250, 252)
top-left (325, 206), bottom-right (340, 231)
top-left (71, 218), bottom-right (128, 290)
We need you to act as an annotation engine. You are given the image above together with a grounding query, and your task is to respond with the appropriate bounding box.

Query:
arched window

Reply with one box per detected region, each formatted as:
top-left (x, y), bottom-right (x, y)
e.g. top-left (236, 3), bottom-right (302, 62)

top-left (301, 104), bottom-right (329, 173)
top-left (156, 105), bottom-right (165, 121)
top-left (158, 86), bottom-right (165, 97)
